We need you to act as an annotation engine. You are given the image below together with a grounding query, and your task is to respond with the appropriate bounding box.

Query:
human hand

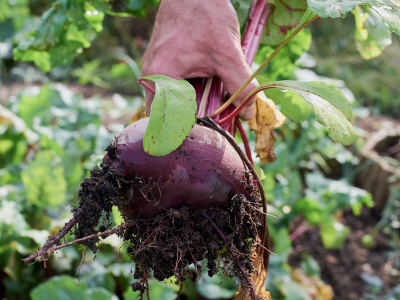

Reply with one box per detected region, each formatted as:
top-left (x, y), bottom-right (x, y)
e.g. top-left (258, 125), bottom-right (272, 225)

top-left (141, 0), bottom-right (258, 120)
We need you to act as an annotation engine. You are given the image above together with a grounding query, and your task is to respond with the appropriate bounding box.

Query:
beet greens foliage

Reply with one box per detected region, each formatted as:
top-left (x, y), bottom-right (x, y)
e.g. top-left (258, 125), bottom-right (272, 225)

top-left (140, 75), bottom-right (197, 156)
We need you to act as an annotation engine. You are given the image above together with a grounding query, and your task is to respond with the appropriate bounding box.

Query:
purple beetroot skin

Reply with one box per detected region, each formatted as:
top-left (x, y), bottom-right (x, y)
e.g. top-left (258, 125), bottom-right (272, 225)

top-left (103, 118), bottom-right (249, 219)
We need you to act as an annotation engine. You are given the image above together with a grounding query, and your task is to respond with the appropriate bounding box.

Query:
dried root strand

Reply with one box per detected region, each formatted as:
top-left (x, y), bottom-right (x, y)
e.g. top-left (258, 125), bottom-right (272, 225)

top-left (22, 220), bottom-right (134, 265)
top-left (203, 211), bottom-right (256, 300)
top-left (22, 216), bottom-right (80, 264)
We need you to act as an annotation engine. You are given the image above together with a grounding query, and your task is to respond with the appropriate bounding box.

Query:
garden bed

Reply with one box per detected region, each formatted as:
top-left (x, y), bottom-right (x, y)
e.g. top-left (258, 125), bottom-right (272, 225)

top-left (289, 208), bottom-right (397, 300)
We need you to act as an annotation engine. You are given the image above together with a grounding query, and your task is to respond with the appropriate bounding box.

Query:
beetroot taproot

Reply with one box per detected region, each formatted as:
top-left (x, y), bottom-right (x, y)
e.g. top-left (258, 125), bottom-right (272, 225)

top-left (103, 117), bottom-right (249, 218)
top-left (26, 117), bottom-right (263, 299)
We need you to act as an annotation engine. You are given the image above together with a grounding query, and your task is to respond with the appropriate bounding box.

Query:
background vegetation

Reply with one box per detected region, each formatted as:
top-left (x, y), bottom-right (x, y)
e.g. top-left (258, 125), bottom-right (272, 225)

top-left (0, 0), bottom-right (399, 299)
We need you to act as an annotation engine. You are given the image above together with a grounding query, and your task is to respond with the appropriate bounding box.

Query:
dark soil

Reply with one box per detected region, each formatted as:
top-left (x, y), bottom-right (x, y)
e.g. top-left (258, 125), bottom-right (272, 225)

top-left (379, 143), bottom-right (400, 162)
top-left (354, 115), bottom-right (400, 133)
top-left (72, 153), bottom-right (264, 298)
top-left (289, 208), bottom-right (398, 300)
top-left (124, 195), bottom-right (261, 292)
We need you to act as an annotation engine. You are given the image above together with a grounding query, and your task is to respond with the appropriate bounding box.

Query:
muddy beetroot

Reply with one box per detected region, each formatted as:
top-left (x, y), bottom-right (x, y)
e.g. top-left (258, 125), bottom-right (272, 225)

top-left (103, 117), bottom-right (250, 219)
top-left (23, 117), bottom-right (264, 300)
top-left (65, 117), bottom-right (264, 297)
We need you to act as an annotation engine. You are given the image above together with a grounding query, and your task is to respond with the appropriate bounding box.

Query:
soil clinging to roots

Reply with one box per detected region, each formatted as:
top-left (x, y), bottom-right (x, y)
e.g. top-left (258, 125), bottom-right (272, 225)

top-left (72, 162), bottom-right (264, 297)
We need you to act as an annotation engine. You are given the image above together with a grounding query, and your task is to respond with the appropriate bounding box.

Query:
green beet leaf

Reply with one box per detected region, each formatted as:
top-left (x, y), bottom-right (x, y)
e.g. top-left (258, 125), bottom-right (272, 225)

top-left (308, 0), bottom-right (400, 35)
top-left (261, 0), bottom-right (308, 46)
top-left (266, 88), bottom-right (310, 123)
top-left (255, 80), bottom-right (357, 145)
top-left (231, 0), bottom-right (252, 31)
top-left (258, 76), bottom-right (310, 123)
top-left (140, 75), bottom-right (197, 156)
top-left (255, 30), bottom-right (312, 81)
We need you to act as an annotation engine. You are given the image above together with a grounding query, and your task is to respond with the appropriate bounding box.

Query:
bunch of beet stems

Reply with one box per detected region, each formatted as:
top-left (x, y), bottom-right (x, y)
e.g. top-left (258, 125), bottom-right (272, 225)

top-left (191, 0), bottom-right (269, 165)
top-left (22, 0), bottom-right (270, 273)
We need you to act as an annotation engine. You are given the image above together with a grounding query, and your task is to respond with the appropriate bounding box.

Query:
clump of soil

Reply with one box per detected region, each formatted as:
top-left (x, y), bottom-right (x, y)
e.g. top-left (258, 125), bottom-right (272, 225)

top-left (72, 161), bottom-right (263, 297)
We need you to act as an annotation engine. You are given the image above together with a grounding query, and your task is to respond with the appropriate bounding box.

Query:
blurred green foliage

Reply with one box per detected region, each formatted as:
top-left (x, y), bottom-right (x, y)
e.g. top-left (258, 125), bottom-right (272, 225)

top-left (1, 0), bottom-right (400, 299)
top-left (310, 16), bottom-right (400, 118)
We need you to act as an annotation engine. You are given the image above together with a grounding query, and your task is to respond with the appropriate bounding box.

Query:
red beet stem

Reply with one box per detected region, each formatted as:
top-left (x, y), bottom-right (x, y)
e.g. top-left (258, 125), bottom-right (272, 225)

top-left (188, 78), bottom-right (206, 113)
top-left (216, 96), bottom-right (251, 126)
top-left (205, 76), bottom-right (223, 121)
top-left (197, 78), bottom-right (213, 117)
top-left (235, 117), bottom-right (253, 165)
top-left (219, 103), bottom-right (236, 134)
top-left (216, 2), bottom-right (270, 127)
top-left (216, 83), bottom-right (264, 126)
top-left (247, 7), bottom-right (270, 65)
top-left (235, 117), bottom-right (259, 192)
top-left (242, 0), bottom-right (267, 64)
top-left (138, 80), bottom-right (156, 94)
top-left (202, 0), bottom-right (266, 116)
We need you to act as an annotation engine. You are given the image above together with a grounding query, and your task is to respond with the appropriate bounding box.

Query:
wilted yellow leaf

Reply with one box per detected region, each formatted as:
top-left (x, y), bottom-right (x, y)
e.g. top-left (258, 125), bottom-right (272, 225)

top-left (130, 100), bottom-right (146, 124)
top-left (246, 91), bottom-right (285, 163)
top-left (234, 246), bottom-right (271, 300)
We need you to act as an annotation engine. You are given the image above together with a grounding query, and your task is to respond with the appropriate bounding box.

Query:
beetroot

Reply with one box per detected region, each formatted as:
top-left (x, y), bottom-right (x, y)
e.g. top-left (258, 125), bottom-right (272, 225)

top-left (103, 117), bottom-right (249, 219)
top-left (24, 117), bottom-right (264, 300)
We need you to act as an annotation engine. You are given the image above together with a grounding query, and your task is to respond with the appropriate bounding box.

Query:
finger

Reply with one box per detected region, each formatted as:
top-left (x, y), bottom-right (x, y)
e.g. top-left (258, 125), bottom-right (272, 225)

top-left (241, 102), bottom-right (256, 121)
top-left (216, 48), bottom-right (259, 121)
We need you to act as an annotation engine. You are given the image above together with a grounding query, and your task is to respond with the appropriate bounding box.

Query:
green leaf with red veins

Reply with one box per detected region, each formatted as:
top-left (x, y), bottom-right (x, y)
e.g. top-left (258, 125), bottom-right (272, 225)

top-left (140, 75), bottom-right (197, 157)
top-left (256, 80), bottom-right (357, 145)
top-left (262, 0), bottom-right (308, 46)
top-left (230, 0), bottom-right (251, 29)
top-left (308, 0), bottom-right (400, 35)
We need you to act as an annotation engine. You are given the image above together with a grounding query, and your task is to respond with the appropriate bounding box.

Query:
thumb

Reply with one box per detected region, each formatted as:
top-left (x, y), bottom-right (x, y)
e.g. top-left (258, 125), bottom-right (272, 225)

top-left (216, 50), bottom-right (258, 121)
